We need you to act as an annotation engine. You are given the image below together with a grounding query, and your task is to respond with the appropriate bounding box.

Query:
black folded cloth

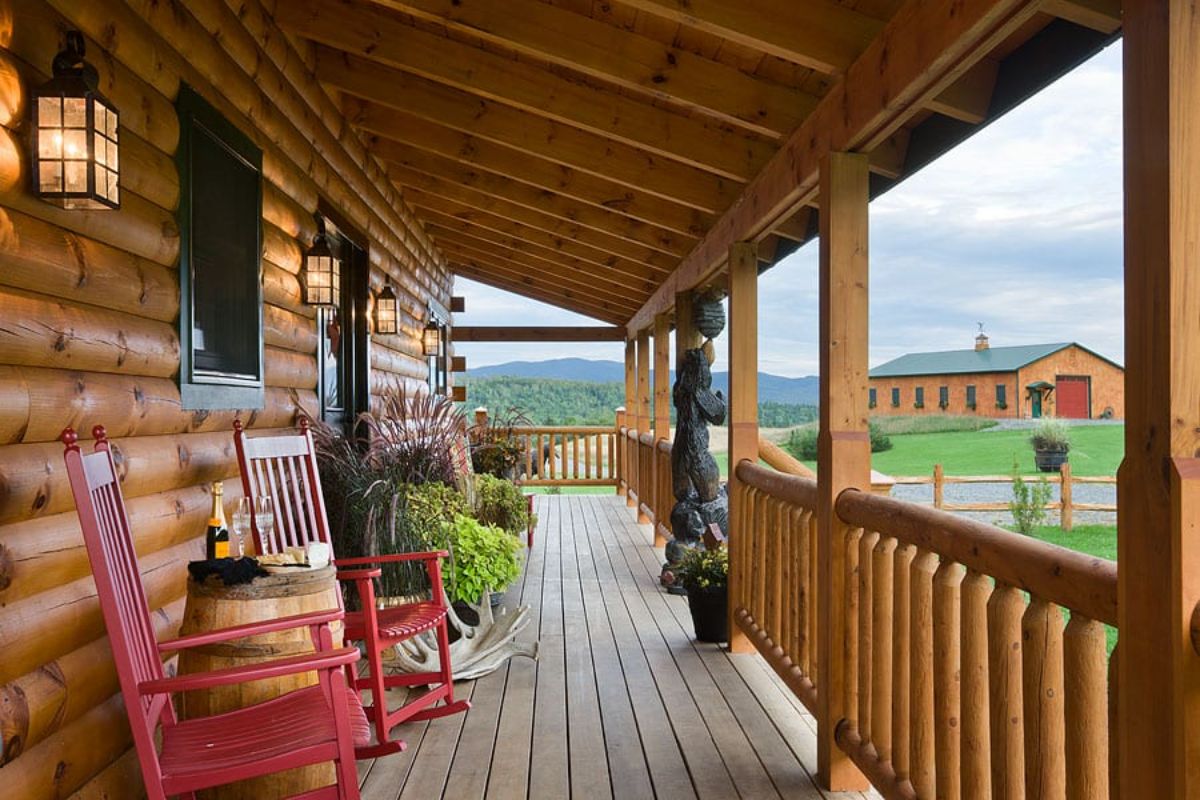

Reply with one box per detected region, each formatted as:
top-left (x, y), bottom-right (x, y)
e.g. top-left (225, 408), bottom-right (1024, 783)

top-left (188, 557), bottom-right (268, 586)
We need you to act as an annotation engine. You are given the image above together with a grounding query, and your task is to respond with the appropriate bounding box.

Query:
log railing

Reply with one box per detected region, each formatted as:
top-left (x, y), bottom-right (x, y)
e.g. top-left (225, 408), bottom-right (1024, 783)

top-left (508, 425), bottom-right (619, 487)
top-left (732, 461), bottom-right (820, 712)
top-left (618, 423), bottom-right (673, 542)
top-left (832, 489), bottom-right (1116, 800)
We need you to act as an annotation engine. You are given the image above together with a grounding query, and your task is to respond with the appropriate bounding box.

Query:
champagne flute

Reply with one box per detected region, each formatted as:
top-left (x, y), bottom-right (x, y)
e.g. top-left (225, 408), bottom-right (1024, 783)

top-left (231, 497), bottom-right (252, 559)
top-left (254, 495), bottom-right (276, 554)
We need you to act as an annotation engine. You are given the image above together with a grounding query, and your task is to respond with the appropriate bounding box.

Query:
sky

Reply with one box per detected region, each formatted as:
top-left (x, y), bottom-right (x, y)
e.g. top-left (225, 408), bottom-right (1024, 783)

top-left (451, 41), bottom-right (1124, 379)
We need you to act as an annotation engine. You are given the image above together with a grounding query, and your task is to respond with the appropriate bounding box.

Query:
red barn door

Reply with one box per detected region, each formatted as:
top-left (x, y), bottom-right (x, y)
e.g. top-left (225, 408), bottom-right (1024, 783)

top-left (1055, 375), bottom-right (1091, 418)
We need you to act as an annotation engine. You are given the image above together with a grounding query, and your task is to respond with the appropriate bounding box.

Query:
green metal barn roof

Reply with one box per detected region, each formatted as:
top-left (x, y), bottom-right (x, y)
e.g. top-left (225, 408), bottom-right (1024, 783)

top-left (870, 343), bottom-right (1080, 378)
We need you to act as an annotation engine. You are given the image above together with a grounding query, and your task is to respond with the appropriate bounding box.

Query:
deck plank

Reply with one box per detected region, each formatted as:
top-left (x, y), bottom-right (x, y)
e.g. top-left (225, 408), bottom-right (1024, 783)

top-left (355, 494), bottom-right (847, 800)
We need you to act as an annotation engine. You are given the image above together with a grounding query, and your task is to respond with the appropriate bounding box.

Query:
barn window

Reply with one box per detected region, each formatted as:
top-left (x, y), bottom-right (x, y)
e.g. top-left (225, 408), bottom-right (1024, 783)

top-left (996, 383), bottom-right (1008, 408)
top-left (914, 387), bottom-right (925, 408)
top-left (176, 85), bottom-right (263, 410)
top-left (868, 388), bottom-right (877, 408)
top-left (938, 386), bottom-right (949, 408)
top-left (891, 387), bottom-right (900, 407)
top-left (966, 385), bottom-right (977, 409)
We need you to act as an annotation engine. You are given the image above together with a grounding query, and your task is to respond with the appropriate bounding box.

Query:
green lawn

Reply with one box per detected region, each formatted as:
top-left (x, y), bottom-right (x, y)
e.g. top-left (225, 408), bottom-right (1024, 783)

top-left (1030, 524), bottom-right (1118, 652)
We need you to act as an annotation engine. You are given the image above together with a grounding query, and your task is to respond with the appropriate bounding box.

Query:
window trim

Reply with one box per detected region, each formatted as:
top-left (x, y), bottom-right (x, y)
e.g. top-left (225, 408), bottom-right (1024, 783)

top-left (176, 84), bottom-right (264, 410)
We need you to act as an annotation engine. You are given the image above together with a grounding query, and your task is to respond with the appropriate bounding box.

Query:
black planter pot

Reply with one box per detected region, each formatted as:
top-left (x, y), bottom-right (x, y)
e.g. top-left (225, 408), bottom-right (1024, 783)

top-left (1034, 447), bottom-right (1069, 472)
top-left (686, 586), bottom-right (729, 643)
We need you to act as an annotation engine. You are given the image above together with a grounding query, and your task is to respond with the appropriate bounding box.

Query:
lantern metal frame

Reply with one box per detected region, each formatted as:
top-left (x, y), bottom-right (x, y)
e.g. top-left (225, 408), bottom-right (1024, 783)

top-left (303, 215), bottom-right (341, 307)
top-left (375, 283), bottom-right (399, 335)
top-left (32, 31), bottom-right (120, 209)
top-left (422, 317), bottom-right (442, 356)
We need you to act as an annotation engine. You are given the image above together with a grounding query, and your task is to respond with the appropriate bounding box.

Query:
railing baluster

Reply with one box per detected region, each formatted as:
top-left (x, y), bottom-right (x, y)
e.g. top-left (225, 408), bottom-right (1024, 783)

top-left (934, 560), bottom-right (965, 800)
top-left (871, 536), bottom-right (897, 761)
top-left (584, 434), bottom-right (592, 480)
top-left (989, 583), bottom-right (1026, 800)
top-left (1064, 615), bottom-right (1108, 800)
top-left (962, 569), bottom-right (994, 800)
top-left (892, 542), bottom-right (914, 782)
top-left (754, 492), bottom-right (768, 622)
top-left (769, 497), bottom-right (783, 640)
top-left (795, 508), bottom-right (811, 676)
top-left (910, 550), bottom-right (939, 798)
top-left (858, 528), bottom-right (879, 741)
top-left (1023, 598), bottom-right (1066, 800)
top-left (845, 525), bottom-right (862, 727)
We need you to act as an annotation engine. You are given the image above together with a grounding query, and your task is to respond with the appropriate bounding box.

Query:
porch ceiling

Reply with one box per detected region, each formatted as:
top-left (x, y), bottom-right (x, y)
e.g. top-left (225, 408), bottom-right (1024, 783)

top-left (274, 0), bottom-right (1120, 325)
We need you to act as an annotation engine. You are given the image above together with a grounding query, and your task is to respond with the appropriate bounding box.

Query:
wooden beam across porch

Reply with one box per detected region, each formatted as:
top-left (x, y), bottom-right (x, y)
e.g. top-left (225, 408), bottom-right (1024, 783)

top-left (625, 0), bottom-right (1047, 335)
top-left (451, 327), bottom-right (626, 343)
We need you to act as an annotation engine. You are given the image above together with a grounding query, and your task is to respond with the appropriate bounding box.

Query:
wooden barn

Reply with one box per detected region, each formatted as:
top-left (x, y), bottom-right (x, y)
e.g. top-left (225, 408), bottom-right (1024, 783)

top-left (0, 1), bottom-right (1197, 799)
top-left (869, 334), bottom-right (1125, 419)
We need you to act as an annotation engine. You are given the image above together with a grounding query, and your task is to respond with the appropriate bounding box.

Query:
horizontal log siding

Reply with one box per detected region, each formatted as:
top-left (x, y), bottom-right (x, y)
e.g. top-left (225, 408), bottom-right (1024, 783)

top-left (0, 0), bottom-right (451, 796)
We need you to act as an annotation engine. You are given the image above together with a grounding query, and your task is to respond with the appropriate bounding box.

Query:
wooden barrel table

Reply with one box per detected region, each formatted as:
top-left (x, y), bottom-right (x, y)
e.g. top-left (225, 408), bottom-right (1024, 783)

top-left (177, 566), bottom-right (343, 800)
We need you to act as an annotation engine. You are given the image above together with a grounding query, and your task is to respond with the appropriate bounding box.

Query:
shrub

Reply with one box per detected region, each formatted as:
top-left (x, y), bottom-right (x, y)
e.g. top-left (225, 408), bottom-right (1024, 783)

top-left (403, 482), bottom-right (467, 544)
top-left (441, 515), bottom-right (523, 604)
top-left (1009, 460), bottom-right (1053, 535)
top-left (675, 546), bottom-right (728, 592)
top-left (473, 474), bottom-right (536, 537)
top-left (1030, 418), bottom-right (1071, 452)
top-left (362, 390), bottom-right (468, 486)
top-left (471, 406), bottom-right (532, 479)
top-left (783, 421), bottom-right (892, 461)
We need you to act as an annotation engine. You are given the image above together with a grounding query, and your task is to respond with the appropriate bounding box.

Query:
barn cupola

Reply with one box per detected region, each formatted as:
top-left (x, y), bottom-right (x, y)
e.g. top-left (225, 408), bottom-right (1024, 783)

top-left (975, 324), bottom-right (990, 351)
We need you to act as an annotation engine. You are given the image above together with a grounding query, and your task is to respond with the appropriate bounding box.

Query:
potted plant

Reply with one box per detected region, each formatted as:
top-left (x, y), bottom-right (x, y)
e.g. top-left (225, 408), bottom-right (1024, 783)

top-left (1030, 418), bottom-right (1071, 472)
top-left (472, 473), bottom-right (536, 537)
top-left (441, 514), bottom-right (523, 607)
top-left (676, 546), bottom-right (728, 643)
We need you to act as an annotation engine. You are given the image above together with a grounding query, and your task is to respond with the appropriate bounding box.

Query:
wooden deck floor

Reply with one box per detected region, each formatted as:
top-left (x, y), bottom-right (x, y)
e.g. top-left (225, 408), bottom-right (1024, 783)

top-left (356, 494), bottom-right (871, 800)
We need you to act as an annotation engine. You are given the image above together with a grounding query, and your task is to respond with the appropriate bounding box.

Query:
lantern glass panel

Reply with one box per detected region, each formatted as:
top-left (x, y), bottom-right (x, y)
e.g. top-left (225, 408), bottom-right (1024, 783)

top-left (62, 97), bottom-right (86, 127)
top-left (64, 160), bottom-right (86, 192)
top-left (39, 162), bottom-right (61, 193)
top-left (38, 96), bottom-right (61, 127)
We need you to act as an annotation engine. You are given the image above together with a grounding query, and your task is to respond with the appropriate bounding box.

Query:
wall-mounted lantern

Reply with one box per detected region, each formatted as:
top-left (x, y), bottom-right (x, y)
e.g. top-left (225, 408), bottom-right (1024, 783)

top-left (422, 318), bottom-right (441, 357)
top-left (33, 31), bottom-right (120, 209)
top-left (303, 215), bottom-right (340, 306)
top-left (375, 283), bottom-right (398, 335)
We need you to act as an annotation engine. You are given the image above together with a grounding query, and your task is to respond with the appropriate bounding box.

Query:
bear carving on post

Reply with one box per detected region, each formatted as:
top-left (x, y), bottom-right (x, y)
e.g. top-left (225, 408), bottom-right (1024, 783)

top-left (662, 291), bottom-right (729, 593)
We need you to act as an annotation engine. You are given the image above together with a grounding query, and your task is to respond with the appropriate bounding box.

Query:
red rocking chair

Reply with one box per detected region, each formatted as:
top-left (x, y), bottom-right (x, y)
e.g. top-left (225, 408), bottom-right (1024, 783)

top-left (233, 419), bottom-right (469, 758)
top-left (61, 426), bottom-right (368, 800)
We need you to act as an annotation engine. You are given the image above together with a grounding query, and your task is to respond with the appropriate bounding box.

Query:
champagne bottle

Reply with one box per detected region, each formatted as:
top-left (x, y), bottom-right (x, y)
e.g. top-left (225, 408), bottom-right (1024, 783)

top-left (205, 481), bottom-right (230, 560)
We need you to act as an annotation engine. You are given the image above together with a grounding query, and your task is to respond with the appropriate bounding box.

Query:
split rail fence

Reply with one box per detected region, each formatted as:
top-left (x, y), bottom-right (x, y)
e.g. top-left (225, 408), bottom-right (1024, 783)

top-left (892, 464), bottom-right (1117, 530)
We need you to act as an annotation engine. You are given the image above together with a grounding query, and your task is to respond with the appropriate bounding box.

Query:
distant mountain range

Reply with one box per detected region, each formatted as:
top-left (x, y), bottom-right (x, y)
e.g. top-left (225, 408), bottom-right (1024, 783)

top-left (468, 358), bottom-right (820, 406)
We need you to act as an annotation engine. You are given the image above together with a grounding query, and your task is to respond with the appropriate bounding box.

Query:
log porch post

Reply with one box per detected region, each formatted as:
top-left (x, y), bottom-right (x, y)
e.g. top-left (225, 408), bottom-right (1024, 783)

top-left (653, 312), bottom-right (672, 545)
top-left (727, 241), bottom-right (759, 654)
top-left (624, 338), bottom-right (637, 506)
top-left (636, 328), bottom-right (652, 522)
top-left (675, 290), bottom-right (701, 363)
top-left (816, 151), bottom-right (871, 791)
top-left (1118, 3), bottom-right (1200, 796)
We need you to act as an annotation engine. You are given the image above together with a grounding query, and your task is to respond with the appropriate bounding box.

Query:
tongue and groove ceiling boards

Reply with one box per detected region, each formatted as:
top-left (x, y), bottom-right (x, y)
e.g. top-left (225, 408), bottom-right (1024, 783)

top-left (273, 0), bottom-right (1122, 325)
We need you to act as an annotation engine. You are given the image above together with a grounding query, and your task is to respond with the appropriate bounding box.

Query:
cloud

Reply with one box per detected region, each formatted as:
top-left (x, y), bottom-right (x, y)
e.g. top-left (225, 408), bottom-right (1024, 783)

top-left (452, 42), bottom-right (1124, 378)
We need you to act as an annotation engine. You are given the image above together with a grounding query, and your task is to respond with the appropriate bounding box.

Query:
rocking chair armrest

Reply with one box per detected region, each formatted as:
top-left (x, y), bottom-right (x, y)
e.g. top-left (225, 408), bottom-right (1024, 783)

top-left (334, 551), bottom-right (449, 567)
top-left (156, 609), bottom-right (344, 652)
top-left (336, 567), bottom-right (382, 582)
top-left (138, 646), bottom-right (361, 695)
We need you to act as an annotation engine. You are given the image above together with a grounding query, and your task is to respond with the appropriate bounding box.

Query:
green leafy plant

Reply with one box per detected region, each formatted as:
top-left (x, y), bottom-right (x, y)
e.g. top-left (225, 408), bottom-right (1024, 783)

top-left (1030, 418), bottom-right (1071, 452)
top-left (675, 546), bottom-right (728, 592)
top-left (473, 474), bottom-right (536, 537)
top-left (403, 482), bottom-right (467, 544)
top-left (440, 514), bottom-right (523, 605)
top-left (1009, 460), bottom-right (1053, 535)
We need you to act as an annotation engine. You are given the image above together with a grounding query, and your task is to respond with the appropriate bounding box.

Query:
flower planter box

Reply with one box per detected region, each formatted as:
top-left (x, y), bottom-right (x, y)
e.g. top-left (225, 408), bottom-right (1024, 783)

top-left (1034, 448), bottom-right (1069, 472)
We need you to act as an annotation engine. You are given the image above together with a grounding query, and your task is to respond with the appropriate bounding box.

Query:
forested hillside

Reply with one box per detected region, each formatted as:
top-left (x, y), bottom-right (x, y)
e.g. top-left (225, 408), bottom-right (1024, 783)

top-left (462, 376), bottom-right (817, 427)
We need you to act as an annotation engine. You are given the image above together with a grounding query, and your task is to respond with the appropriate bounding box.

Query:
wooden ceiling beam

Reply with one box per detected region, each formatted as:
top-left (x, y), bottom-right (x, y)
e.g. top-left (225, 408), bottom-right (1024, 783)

top-left (928, 59), bottom-right (1000, 124)
top-left (416, 206), bottom-right (665, 283)
top-left (452, 263), bottom-right (627, 324)
top-left (359, 107), bottom-right (732, 216)
top-left (616, 0), bottom-right (882, 75)
top-left (449, 256), bottom-right (642, 320)
top-left (362, 0), bottom-right (818, 139)
top-left (626, 0), bottom-right (1048, 334)
top-left (339, 95), bottom-right (739, 219)
top-left (453, 326), bottom-right (626, 343)
top-left (368, 129), bottom-right (716, 235)
top-left (402, 187), bottom-right (679, 273)
top-left (388, 162), bottom-right (695, 257)
top-left (1044, 0), bottom-right (1122, 33)
top-left (430, 227), bottom-right (655, 298)
top-left (771, 209), bottom-right (814, 243)
top-left (280, 2), bottom-right (775, 180)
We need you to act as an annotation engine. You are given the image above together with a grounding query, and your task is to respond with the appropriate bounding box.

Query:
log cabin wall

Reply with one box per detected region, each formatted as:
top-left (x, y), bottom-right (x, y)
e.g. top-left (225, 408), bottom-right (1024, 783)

top-left (0, 1), bottom-right (451, 796)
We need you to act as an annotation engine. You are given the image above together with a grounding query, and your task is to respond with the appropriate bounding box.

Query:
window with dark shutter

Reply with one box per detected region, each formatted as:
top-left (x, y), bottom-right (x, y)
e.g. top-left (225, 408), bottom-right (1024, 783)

top-left (176, 85), bottom-right (264, 410)
top-left (938, 386), bottom-right (949, 408)
top-left (915, 386), bottom-right (925, 408)
top-left (891, 387), bottom-right (901, 407)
